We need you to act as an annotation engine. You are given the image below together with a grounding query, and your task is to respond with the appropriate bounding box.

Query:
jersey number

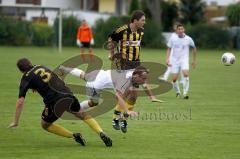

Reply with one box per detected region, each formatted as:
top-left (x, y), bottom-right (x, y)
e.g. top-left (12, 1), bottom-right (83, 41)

top-left (34, 68), bottom-right (51, 83)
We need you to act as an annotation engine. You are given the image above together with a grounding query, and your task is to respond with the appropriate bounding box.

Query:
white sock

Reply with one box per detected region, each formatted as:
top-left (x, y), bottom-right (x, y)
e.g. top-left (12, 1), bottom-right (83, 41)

top-left (69, 68), bottom-right (83, 78)
top-left (173, 81), bottom-right (181, 94)
top-left (162, 67), bottom-right (171, 81)
top-left (183, 77), bottom-right (189, 95)
top-left (80, 100), bottom-right (90, 110)
top-left (59, 65), bottom-right (72, 73)
top-left (180, 72), bottom-right (184, 84)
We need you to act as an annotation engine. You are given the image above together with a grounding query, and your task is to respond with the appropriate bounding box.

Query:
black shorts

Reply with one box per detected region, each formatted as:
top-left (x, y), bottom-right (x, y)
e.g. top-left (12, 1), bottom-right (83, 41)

top-left (80, 42), bottom-right (90, 48)
top-left (41, 96), bottom-right (80, 123)
top-left (121, 60), bottom-right (141, 70)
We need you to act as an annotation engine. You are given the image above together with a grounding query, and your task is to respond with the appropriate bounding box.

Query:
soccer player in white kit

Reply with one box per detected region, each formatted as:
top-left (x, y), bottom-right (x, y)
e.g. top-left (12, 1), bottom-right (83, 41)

top-left (59, 65), bottom-right (149, 133)
top-left (166, 23), bottom-right (196, 99)
top-left (161, 23), bottom-right (184, 83)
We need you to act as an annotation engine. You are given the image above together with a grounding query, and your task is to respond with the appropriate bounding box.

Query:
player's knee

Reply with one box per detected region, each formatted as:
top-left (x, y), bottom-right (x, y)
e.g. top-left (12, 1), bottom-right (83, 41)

top-left (91, 102), bottom-right (98, 107)
top-left (182, 71), bottom-right (189, 77)
top-left (114, 110), bottom-right (121, 115)
top-left (80, 73), bottom-right (85, 80)
top-left (183, 72), bottom-right (189, 77)
top-left (142, 83), bottom-right (147, 88)
top-left (41, 120), bottom-right (51, 130)
top-left (172, 75), bottom-right (178, 82)
top-left (126, 92), bottom-right (137, 104)
top-left (74, 111), bottom-right (88, 120)
top-left (172, 79), bottom-right (177, 82)
top-left (127, 97), bottom-right (137, 105)
top-left (89, 100), bottom-right (98, 107)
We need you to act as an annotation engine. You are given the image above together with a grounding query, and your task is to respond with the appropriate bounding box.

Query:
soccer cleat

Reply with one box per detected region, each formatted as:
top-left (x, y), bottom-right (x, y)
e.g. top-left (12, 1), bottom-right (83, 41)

top-left (112, 118), bottom-right (120, 130)
top-left (183, 95), bottom-right (189, 99)
top-left (73, 133), bottom-right (86, 146)
top-left (120, 120), bottom-right (128, 133)
top-left (176, 93), bottom-right (181, 98)
top-left (100, 132), bottom-right (112, 147)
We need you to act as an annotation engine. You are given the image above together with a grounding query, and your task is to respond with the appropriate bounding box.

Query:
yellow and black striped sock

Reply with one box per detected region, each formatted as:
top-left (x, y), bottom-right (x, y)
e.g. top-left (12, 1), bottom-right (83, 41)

top-left (46, 124), bottom-right (73, 138)
top-left (124, 101), bottom-right (135, 120)
top-left (113, 104), bottom-right (123, 119)
top-left (84, 118), bottom-right (103, 134)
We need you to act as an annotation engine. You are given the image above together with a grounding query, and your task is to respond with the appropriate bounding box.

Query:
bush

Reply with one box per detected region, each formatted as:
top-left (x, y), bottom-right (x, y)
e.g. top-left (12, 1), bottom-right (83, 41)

top-left (31, 23), bottom-right (54, 46)
top-left (141, 20), bottom-right (165, 48)
top-left (128, 0), bottom-right (140, 15)
top-left (0, 17), bottom-right (32, 46)
top-left (186, 24), bottom-right (232, 49)
top-left (94, 16), bottom-right (164, 48)
top-left (225, 4), bottom-right (240, 26)
top-left (179, 0), bottom-right (206, 25)
top-left (160, 0), bottom-right (179, 31)
top-left (54, 16), bottom-right (80, 46)
top-left (0, 17), bottom-right (53, 46)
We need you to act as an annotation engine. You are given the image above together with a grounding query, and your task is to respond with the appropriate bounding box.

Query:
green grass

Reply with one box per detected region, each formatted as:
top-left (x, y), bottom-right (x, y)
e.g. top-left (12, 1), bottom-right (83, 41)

top-left (0, 47), bottom-right (240, 159)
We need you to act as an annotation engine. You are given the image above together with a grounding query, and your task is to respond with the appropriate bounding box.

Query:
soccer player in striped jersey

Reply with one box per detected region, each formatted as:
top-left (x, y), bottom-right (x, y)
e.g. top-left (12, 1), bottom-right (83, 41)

top-left (107, 11), bottom-right (163, 129)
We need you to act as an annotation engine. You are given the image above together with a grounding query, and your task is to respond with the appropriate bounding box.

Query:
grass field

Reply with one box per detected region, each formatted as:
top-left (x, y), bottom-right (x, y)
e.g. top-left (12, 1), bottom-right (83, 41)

top-left (0, 47), bottom-right (240, 159)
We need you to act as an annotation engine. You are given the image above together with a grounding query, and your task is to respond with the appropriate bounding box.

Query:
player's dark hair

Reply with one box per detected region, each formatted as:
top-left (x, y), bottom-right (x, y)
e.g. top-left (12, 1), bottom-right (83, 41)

top-left (17, 58), bottom-right (34, 73)
top-left (131, 10), bottom-right (145, 23)
top-left (133, 66), bottom-right (149, 76)
top-left (176, 23), bottom-right (184, 28)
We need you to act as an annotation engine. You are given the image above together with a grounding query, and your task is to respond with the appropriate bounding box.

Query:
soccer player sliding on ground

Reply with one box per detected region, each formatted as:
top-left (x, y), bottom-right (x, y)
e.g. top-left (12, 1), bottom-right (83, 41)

top-left (59, 64), bottom-right (149, 133)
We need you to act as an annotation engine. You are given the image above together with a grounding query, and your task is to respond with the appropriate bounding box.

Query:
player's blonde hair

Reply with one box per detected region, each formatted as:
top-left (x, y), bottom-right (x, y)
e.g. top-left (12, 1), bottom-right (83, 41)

top-left (133, 66), bottom-right (149, 76)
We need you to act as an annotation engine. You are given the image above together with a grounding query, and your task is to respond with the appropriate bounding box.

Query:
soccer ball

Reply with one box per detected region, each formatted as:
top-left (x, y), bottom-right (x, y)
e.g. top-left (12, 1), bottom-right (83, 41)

top-left (221, 52), bottom-right (236, 66)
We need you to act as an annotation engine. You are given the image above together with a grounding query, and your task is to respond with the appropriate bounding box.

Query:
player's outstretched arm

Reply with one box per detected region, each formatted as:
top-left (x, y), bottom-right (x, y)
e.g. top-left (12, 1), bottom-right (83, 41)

top-left (143, 84), bottom-right (164, 103)
top-left (108, 38), bottom-right (115, 60)
top-left (8, 97), bottom-right (25, 128)
top-left (166, 48), bottom-right (172, 67)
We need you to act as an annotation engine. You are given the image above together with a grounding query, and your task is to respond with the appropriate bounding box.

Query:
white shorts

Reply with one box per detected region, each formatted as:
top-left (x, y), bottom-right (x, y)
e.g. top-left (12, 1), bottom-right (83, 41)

top-left (85, 86), bottom-right (102, 103)
top-left (170, 61), bottom-right (189, 74)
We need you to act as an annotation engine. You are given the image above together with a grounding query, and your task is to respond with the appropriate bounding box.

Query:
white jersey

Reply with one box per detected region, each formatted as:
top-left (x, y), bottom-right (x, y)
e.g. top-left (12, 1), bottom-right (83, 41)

top-left (85, 69), bottom-right (134, 94)
top-left (167, 34), bottom-right (195, 64)
top-left (168, 33), bottom-right (178, 61)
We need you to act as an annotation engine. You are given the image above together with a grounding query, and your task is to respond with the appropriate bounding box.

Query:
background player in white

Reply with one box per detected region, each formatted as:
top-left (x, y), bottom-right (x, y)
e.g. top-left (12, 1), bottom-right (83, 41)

top-left (166, 23), bottom-right (197, 99)
top-left (161, 22), bottom-right (184, 83)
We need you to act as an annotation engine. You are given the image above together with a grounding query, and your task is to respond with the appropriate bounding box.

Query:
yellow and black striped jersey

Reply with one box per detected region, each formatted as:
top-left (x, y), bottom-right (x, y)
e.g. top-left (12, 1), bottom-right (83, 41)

top-left (108, 24), bottom-right (144, 61)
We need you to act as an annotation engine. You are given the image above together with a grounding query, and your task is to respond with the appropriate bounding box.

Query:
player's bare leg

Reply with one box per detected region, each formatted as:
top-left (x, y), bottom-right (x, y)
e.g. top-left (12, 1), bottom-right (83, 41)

top-left (89, 48), bottom-right (94, 62)
top-left (80, 47), bottom-right (86, 62)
